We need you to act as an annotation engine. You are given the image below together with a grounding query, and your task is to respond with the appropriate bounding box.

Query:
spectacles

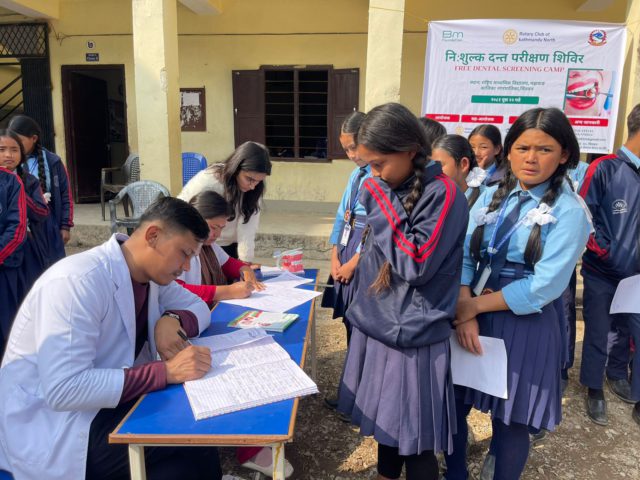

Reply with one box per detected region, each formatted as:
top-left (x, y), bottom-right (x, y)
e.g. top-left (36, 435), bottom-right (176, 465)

top-left (242, 172), bottom-right (262, 186)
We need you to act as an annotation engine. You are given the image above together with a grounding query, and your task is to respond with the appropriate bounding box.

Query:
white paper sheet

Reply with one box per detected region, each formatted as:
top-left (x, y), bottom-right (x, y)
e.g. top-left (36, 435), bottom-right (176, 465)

top-left (610, 274), bottom-right (640, 314)
top-left (263, 271), bottom-right (313, 289)
top-left (220, 282), bottom-right (321, 312)
top-left (184, 335), bottom-right (318, 419)
top-left (449, 331), bottom-right (508, 399)
top-left (259, 265), bottom-right (284, 276)
top-left (191, 328), bottom-right (269, 352)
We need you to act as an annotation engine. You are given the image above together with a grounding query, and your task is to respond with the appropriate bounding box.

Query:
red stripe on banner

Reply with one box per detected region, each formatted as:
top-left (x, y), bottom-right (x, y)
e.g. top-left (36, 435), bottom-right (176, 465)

top-left (425, 114), bottom-right (461, 122)
top-left (461, 115), bottom-right (504, 124)
top-left (569, 117), bottom-right (609, 127)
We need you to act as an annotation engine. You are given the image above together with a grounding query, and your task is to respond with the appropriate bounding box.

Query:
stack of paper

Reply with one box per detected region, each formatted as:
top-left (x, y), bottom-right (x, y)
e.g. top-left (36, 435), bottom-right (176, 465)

top-left (220, 272), bottom-right (321, 312)
top-left (184, 329), bottom-right (318, 420)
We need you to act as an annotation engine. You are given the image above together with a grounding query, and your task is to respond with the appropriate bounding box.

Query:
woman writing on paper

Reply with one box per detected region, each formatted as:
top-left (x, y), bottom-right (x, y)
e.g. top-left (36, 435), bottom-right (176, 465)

top-left (178, 142), bottom-right (271, 263)
top-left (176, 190), bottom-right (288, 478)
top-left (176, 190), bottom-right (264, 307)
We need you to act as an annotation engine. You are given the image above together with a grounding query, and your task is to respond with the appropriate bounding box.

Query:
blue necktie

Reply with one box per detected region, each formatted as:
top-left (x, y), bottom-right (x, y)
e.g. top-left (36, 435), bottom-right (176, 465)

top-left (474, 192), bottom-right (529, 293)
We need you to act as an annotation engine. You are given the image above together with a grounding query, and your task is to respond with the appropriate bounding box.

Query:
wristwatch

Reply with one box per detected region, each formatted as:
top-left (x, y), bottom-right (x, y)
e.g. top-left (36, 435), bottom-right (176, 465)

top-left (163, 312), bottom-right (181, 324)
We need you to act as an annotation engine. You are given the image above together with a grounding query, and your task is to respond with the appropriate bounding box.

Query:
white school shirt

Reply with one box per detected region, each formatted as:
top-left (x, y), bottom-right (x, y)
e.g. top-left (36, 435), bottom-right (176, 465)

top-left (178, 167), bottom-right (261, 261)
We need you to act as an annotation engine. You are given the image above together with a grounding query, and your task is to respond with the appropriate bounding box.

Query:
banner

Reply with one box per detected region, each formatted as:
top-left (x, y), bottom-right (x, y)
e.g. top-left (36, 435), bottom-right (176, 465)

top-left (422, 20), bottom-right (627, 154)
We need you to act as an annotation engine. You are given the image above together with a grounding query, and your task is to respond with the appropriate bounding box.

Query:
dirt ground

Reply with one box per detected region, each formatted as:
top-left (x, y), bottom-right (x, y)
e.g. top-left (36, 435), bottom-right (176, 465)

top-left (66, 247), bottom-right (640, 479)
top-left (219, 260), bottom-right (640, 480)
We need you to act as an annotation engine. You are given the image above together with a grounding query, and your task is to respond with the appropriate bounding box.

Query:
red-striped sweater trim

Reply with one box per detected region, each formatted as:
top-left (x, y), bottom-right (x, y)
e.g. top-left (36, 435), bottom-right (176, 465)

top-left (0, 173), bottom-right (27, 264)
top-left (26, 195), bottom-right (48, 216)
top-left (363, 174), bottom-right (455, 262)
top-left (579, 153), bottom-right (616, 199)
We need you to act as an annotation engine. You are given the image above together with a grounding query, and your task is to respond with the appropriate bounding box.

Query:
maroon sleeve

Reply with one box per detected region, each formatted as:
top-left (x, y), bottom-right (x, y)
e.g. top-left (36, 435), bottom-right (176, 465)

top-left (120, 361), bottom-right (167, 404)
top-left (222, 256), bottom-right (247, 280)
top-left (166, 308), bottom-right (201, 337)
top-left (175, 279), bottom-right (217, 306)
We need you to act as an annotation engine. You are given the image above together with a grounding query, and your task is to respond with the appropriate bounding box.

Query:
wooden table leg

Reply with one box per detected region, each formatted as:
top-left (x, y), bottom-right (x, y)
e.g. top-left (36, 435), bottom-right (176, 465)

top-left (311, 311), bottom-right (317, 381)
top-left (271, 442), bottom-right (286, 480)
top-left (128, 445), bottom-right (147, 480)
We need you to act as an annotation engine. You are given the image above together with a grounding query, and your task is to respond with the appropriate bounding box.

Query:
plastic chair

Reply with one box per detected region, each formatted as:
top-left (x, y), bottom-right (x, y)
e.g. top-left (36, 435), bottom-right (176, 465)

top-left (182, 152), bottom-right (208, 186)
top-left (101, 153), bottom-right (140, 220)
top-left (109, 180), bottom-right (170, 234)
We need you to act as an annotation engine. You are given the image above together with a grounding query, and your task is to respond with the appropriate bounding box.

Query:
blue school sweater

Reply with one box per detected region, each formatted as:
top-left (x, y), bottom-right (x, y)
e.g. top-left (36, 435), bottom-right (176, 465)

top-left (345, 162), bottom-right (469, 348)
top-left (580, 148), bottom-right (640, 281)
top-left (0, 168), bottom-right (27, 268)
top-left (27, 149), bottom-right (73, 230)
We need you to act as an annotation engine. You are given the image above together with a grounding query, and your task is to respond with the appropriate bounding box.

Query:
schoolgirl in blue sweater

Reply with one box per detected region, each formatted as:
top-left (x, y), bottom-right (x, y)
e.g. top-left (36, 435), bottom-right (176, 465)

top-left (337, 103), bottom-right (468, 480)
top-left (0, 129), bottom-right (49, 354)
top-left (9, 114), bottom-right (73, 266)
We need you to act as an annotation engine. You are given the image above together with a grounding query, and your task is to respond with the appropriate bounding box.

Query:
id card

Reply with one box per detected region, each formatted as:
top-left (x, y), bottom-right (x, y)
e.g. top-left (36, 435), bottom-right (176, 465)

top-left (340, 223), bottom-right (352, 246)
top-left (472, 265), bottom-right (491, 297)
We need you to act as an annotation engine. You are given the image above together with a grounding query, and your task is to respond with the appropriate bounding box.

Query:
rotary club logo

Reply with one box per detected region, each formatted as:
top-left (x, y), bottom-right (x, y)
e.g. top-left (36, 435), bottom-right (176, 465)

top-left (503, 29), bottom-right (518, 45)
top-left (588, 29), bottom-right (607, 46)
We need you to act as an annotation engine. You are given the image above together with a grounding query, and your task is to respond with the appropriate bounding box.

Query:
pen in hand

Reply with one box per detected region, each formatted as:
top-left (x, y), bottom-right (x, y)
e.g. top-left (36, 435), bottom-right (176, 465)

top-left (177, 329), bottom-right (193, 346)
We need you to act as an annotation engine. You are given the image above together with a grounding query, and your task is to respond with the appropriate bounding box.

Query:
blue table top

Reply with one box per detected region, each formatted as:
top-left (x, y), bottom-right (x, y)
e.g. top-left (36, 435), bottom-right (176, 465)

top-left (110, 269), bottom-right (319, 445)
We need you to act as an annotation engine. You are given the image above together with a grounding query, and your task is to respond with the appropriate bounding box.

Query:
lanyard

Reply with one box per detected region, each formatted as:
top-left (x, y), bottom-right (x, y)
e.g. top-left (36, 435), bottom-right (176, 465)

top-left (349, 169), bottom-right (367, 213)
top-left (486, 195), bottom-right (528, 261)
top-left (345, 169), bottom-right (367, 225)
top-left (28, 156), bottom-right (38, 176)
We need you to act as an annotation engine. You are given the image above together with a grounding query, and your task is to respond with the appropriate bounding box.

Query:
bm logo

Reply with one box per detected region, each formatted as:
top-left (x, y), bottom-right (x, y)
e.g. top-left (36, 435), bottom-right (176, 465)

top-left (443, 30), bottom-right (463, 41)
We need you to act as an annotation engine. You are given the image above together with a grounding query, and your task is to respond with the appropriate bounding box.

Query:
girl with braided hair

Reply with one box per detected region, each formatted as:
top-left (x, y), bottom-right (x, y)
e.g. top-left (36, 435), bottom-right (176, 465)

top-left (469, 124), bottom-right (505, 186)
top-left (445, 108), bottom-right (591, 480)
top-left (8, 114), bottom-right (73, 266)
top-left (431, 134), bottom-right (486, 208)
top-left (0, 129), bottom-right (49, 354)
top-left (336, 103), bottom-right (469, 480)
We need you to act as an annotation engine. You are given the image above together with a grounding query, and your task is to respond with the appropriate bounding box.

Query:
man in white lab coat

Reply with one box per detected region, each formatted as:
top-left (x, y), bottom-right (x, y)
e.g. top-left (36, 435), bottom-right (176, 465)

top-left (0, 197), bottom-right (221, 480)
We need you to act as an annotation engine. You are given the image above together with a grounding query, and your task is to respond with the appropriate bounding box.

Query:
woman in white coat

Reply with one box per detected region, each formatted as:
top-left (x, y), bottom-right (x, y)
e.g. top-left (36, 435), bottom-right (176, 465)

top-left (178, 141), bottom-right (272, 262)
top-left (0, 198), bottom-right (220, 480)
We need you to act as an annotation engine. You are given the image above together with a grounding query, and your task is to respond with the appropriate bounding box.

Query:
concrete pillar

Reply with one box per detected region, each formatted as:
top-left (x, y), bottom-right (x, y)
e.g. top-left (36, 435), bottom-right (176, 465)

top-left (132, 0), bottom-right (182, 193)
top-left (615, 0), bottom-right (640, 145)
top-left (364, 0), bottom-right (405, 111)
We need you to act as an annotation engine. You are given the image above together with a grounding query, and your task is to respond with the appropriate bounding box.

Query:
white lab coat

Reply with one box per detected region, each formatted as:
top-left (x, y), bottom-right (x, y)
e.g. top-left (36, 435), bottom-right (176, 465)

top-left (0, 234), bottom-right (210, 480)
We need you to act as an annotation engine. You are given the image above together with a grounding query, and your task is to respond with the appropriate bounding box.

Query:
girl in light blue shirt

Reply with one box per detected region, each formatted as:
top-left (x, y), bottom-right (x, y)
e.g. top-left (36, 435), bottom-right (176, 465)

top-left (431, 134), bottom-right (486, 208)
top-left (445, 108), bottom-right (591, 480)
top-left (322, 112), bottom-right (370, 412)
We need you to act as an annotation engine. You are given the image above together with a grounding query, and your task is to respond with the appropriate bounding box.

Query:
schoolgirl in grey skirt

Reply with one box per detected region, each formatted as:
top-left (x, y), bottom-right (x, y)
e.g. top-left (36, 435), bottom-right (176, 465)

top-left (337, 103), bottom-right (469, 480)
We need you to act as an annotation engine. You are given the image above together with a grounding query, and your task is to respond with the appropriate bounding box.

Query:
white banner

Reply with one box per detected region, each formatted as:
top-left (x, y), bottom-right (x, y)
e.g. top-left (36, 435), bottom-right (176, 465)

top-left (422, 19), bottom-right (627, 154)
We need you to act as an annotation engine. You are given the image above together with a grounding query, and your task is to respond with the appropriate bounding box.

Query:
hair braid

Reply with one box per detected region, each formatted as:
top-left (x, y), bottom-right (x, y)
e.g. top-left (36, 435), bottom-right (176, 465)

top-left (523, 165), bottom-right (567, 265)
top-left (371, 157), bottom-right (426, 294)
top-left (467, 187), bottom-right (481, 208)
top-left (35, 143), bottom-right (47, 193)
top-left (470, 168), bottom-right (517, 262)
